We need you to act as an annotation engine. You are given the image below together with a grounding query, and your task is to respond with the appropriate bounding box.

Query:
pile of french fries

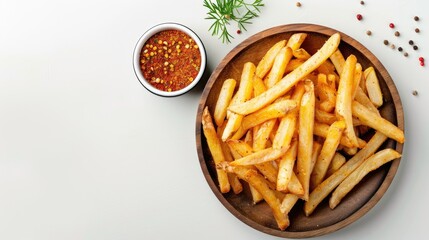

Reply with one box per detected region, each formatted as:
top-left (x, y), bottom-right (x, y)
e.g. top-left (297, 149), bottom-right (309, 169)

top-left (201, 32), bottom-right (405, 230)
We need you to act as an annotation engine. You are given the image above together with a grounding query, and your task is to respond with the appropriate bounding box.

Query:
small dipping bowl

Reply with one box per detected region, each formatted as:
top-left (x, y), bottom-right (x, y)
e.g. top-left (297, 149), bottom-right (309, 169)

top-left (133, 22), bottom-right (207, 97)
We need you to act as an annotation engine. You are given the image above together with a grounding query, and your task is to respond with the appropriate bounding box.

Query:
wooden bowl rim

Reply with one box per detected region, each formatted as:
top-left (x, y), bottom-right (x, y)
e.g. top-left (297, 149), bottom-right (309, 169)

top-left (195, 23), bottom-right (404, 238)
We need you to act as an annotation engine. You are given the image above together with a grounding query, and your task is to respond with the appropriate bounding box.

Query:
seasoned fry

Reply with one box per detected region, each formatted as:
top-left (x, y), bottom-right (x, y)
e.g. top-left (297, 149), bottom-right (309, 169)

top-left (228, 33), bottom-right (341, 115)
top-left (277, 141), bottom-right (298, 191)
top-left (316, 73), bottom-right (336, 113)
top-left (329, 148), bottom-right (401, 209)
top-left (293, 48), bottom-right (311, 60)
top-left (329, 49), bottom-right (345, 75)
top-left (354, 86), bottom-right (380, 116)
top-left (202, 107), bottom-right (231, 193)
top-left (256, 40), bottom-right (287, 78)
top-left (280, 193), bottom-right (300, 214)
top-left (352, 63), bottom-right (362, 99)
top-left (265, 47), bottom-right (293, 88)
top-left (272, 82), bottom-right (305, 149)
top-left (313, 122), bottom-right (366, 149)
top-left (335, 54), bottom-right (359, 148)
top-left (352, 101), bottom-right (405, 143)
top-left (364, 67), bottom-right (383, 107)
top-left (228, 165), bottom-right (290, 230)
top-left (222, 62), bottom-right (255, 141)
top-left (310, 120), bottom-right (346, 190)
top-left (315, 108), bottom-right (337, 125)
top-left (214, 78), bottom-right (237, 127)
top-left (231, 99), bottom-right (297, 140)
top-left (297, 80), bottom-right (315, 200)
top-left (286, 33), bottom-right (308, 51)
top-left (304, 131), bottom-right (388, 216)
top-left (230, 147), bottom-right (288, 166)
top-left (326, 152), bottom-right (346, 178)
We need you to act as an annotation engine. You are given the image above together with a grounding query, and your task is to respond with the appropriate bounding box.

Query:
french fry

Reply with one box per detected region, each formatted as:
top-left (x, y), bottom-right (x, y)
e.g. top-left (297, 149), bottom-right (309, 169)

top-left (354, 86), bottom-right (380, 116)
top-left (230, 147), bottom-right (288, 166)
top-left (256, 40), bottom-right (287, 79)
top-left (272, 82), bottom-right (305, 149)
top-left (315, 108), bottom-right (337, 125)
top-left (228, 33), bottom-right (341, 115)
top-left (310, 120), bottom-right (346, 190)
top-left (335, 54), bottom-right (359, 148)
top-left (364, 67), bottom-right (383, 107)
top-left (202, 107), bottom-right (231, 193)
top-left (304, 131), bottom-right (388, 216)
top-left (214, 78), bottom-right (237, 127)
top-left (265, 47), bottom-right (293, 88)
top-left (297, 80), bottom-right (315, 200)
top-left (253, 119), bottom-right (277, 151)
top-left (352, 63), bottom-right (362, 99)
top-left (285, 59), bottom-right (305, 73)
top-left (326, 152), bottom-right (346, 178)
top-left (329, 148), bottom-right (401, 209)
top-left (352, 101), bottom-right (405, 143)
top-left (226, 165), bottom-right (290, 230)
top-left (277, 140), bottom-right (298, 191)
top-left (222, 62), bottom-right (255, 141)
top-left (231, 99), bottom-right (297, 140)
top-left (280, 193), bottom-right (300, 214)
top-left (286, 33), bottom-right (308, 51)
top-left (288, 172), bottom-right (305, 196)
top-left (293, 48), bottom-right (311, 60)
top-left (329, 49), bottom-right (345, 76)
top-left (313, 122), bottom-right (366, 149)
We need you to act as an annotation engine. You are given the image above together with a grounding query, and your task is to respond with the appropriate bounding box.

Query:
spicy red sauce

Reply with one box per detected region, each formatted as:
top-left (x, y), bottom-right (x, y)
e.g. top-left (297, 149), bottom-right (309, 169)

top-left (140, 30), bottom-right (202, 92)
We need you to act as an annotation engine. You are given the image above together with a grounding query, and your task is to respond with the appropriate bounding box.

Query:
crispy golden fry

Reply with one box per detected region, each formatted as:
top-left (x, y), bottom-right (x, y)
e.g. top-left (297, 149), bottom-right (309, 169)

top-left (326, 152), bottom-right (346, 178)
top-left (228, 165), bottom-right (290, 230)
top-left (280, 193), bottom-right (299, 214)
top-left (317, 60), bottom-right (336, 75)
top-left (285, 59), bottom-right (305, 73)
top-left (214, 78), bottom-right (237, 127)
top-left (310, 141), bottom-right (323, 173)
top-left (222, 62), bottom-right (255, 141)
top-left (310, 120), bottom-right (346, 190)
top-left (286, 33), bottom-right (308, 51)
top-left (313, 122), bottom-right (366, 149)
top-left (293, 48), bottom-right (311, 60)
top-left (352, 63), bottom-right (362, 99)
top-left (226, 139), bottom-right (278, 183)
top-left (315, 108), bottom-right (337, 125)
top-left (249, 184), bottom-right (264, 204)
top-left (277, 141), bottom-right (298, 191)
top-left (231, 99), bottom-right (297, 140)
top-left (354, 86), bottom-right (380, 116)
top-left (329, 148), bottom-right (401, 209)
top-left (272, 82), bottom-right (305, 149)
top-left (329, 49), bottom-right (345, 76)
top-left (253, 120), bottom-right (277, 151)
top-left (256, 40), bottom-right (287, 79)
top-left (202, 107), bottom-right (231, 193)
top-left (352, 101), bottom-right (405, 143)
top-left (304, 131), bottom-right (388, 216)
top-left (297, 80), bottom-right (316, 200)
top-left (230, 147), bottom-right (288, 166)
top-left (288, 172), bottom-right (304, 196)
top-left (253, 75), bottom-right (267, 96)
top-left (335, 54), bottom-right (358, 148)
top-left (364, 67), bottom-right (383, 107)
top-left (316, 73), bottom-right (337, 113)
top-left (265, 47), bottom-right (293, 88)
top-left (228, 33), bottom-right (341, 115)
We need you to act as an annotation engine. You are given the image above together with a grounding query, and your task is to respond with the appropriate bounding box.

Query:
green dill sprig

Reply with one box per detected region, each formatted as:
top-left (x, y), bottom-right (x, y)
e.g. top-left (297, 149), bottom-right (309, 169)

top-left (203, 0), bottom-right (264, 44)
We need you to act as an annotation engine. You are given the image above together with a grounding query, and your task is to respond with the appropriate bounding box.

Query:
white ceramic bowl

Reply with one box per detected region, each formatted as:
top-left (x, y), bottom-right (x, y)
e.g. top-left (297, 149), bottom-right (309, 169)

top-left (133, 22), bottom-right (207, 97)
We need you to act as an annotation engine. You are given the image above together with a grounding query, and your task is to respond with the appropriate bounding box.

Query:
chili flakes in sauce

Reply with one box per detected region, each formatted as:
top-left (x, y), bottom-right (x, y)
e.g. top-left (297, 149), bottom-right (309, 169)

top-left (140, 30), bottom-right (201, 92)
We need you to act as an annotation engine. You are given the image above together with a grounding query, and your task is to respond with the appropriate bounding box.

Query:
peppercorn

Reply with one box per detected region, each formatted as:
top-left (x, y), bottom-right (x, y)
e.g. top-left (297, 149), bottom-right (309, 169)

top-left (412, 90), bottom-right (418, 96)
top-left (398, 47), bottom-right (403, 52)
top-left (404, 52), bottom-right (409, 57)
top-left (360, 1), bottom-right (365, 5)
top-left (296, 2), bottom-right (302, 7)
top-left (419, 57), bottom-right (424, 62)
top-left (394, 31), bottom-right (400, 37)
top-left (356, 14), bottom-right (363, 21)
top-left (413, 45), bottom-right (419, 50)
top-left (420, 61), bottom-right (425, 66)
top-left (415, 28), bottom-right (420, 33)
top-left (414, 16), bottom-right (420, 21)
top-left (366, 30), bottom-right (372, 36)
top-left (409, 40), bottom-right (414, 45)
top-left (389, 23), bottom-right (395, 28)
top-left (237, 29), bottom-right (241, 34)
top-left (390, 44), bottom-right (396, 50)
top-left (383, 40), bottom-right (389, 45)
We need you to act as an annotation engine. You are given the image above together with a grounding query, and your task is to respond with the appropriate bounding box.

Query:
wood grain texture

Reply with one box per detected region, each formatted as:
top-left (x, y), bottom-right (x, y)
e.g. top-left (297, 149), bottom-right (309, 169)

top-left (195, 24), bottom-right (404, 238)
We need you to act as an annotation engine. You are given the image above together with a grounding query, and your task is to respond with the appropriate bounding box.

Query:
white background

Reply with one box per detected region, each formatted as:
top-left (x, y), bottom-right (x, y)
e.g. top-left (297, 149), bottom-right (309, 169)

top-left (0, 0), bottom-right (428, 239)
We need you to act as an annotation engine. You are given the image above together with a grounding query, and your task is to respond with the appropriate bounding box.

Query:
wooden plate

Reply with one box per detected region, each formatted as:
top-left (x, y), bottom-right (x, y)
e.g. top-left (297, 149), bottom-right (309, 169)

top-left (195, 24), bottom-right (404, 238)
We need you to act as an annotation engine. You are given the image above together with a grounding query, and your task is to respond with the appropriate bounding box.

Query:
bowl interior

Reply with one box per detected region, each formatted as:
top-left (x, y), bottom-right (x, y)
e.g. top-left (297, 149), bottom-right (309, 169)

top-left (133, 23), bottom-right (207, 97)
top-left (196, 24), bottom-right (404, 238)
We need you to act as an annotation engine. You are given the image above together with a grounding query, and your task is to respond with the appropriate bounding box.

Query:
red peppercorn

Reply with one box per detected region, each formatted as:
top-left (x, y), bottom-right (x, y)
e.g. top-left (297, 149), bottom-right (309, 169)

top-left (420, 61), bottom-right (425, 66)
top-left (237, 29), bottom-right (241, 34)
top-left (389, 23), bottom-right (395, 28)
top-left (419, 57), bottom-right (424, 62)
top-left (356, 14), bottom-right (363, 21)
